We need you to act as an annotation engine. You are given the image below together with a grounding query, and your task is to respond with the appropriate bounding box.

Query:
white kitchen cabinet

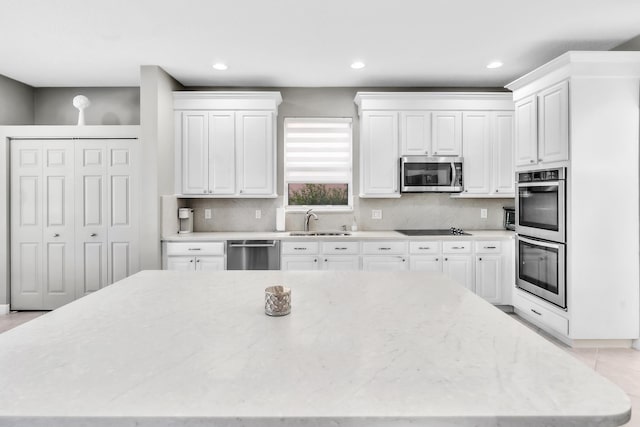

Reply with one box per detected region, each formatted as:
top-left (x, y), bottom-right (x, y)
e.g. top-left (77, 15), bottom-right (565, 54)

top-left (410, 256), bottom-right (442, 272)
top-left (362, 255), bottom-right (408, 271)
top-left (75, 140), bottom-right (139, 297)
top-left (514, 81), bottom-right (569, 168)
top-left (321, 256), bottom-right (360, 271)
top-left (475, 255), bottom-right (502, 304)
top-left (163, 242), bottom-right (225, 271)
top-left (360, 111), bottom-right (400, 197)
top-left (400, 111), bottom-right (431, 155)
top-left (10, 138), bottom-right (139, 310)
top-left (174, 92), bottom-right (281, 198)
top-left (431, 111), bottom-right (462, 156)
top-left (442, 255), bottom-right (474, 291)
top-left (281, 255), bottom-right (319, 270)
top-left (460, 111), bottom-right (514, 197)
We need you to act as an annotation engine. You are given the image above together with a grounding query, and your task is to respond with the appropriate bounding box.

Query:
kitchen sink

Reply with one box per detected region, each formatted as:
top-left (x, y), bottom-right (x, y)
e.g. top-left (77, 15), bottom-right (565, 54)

top-left (289, 231), bottom-right (352, 236)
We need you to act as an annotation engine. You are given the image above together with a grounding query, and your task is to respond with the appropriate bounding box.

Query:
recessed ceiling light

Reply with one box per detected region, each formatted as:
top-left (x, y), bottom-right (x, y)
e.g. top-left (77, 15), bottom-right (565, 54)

top-left (486, 61), bottom-right (503, 69)
top-left (351, 61), bottom-right (366, 70)
top-left (212, 63), bottom-right (228, 71)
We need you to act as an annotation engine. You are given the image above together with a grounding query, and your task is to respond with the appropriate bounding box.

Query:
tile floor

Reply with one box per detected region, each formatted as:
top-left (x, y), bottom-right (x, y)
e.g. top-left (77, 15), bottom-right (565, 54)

top-left (1, 310), bottom-right (639, 425)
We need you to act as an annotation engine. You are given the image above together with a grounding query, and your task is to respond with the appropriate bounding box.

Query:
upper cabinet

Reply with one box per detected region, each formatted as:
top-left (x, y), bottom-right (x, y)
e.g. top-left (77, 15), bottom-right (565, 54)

top-left (355, 92), bottom-right (514, 198)
top-left (174, 92), bottom-right (282, 197)
top-left (399, 111), bottom-right (462, 156)
top-left (513, 80), bottom-right (569, 168)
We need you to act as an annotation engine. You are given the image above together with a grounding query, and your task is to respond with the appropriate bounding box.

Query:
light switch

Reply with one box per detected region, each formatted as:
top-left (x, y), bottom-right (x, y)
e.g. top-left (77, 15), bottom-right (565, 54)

top-left (204, 209), bottom-right (212, 220)
top-left (255, 210), bottom-right (262, 219)
top-left (480, 208), bottom-right (487, 219)
top-left (372, 209), bottom-right (383, 220)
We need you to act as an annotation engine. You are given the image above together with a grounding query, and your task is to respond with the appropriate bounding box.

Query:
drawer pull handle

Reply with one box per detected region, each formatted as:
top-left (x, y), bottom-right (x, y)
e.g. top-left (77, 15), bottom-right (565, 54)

top-left (451, 246), bottom-right (464, 250)
top-left (335, 247), bottom-right (348, 250)
top-left (418, 247), bottom-right (430, 250)
top-left (188, 248), bottom-right (201, 251)
top-left (379, 247), bottom-right (391, 251)
top-left (294, 247), bottom-right (307, 251)
top-left (531, 309), bottom-right (542, 316)
top-left (484, 246), bottom-right (496, 249)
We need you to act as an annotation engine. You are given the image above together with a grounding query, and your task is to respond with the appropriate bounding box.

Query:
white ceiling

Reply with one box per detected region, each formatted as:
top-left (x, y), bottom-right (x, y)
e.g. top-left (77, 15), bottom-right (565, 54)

top-left (1, 0), bottom-right (640, 88)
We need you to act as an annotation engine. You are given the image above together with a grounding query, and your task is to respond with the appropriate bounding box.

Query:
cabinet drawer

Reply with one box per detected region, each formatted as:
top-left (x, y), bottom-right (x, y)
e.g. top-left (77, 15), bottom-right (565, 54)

top-left (514, 292), bottom-right (569, 336)
top-left (409, 241), bottom-right (441, 254)
top-left (442, 241), bottom-right (471, 254)
top-left (166, 242), bottom-right (224, 256)
top-left (322, 241), bottom-right (360, 255)
top-left (475, 241), bottom-right (502, 254)
top-left (282, 241), bottom-right (319, 255)
top-left (362, 241), bottom-right (407, 255)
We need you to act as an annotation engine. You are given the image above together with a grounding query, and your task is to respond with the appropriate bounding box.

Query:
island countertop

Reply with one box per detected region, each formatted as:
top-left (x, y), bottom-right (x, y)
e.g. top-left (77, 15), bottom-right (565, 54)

top-left (0, 270), bottom-right (630, 427)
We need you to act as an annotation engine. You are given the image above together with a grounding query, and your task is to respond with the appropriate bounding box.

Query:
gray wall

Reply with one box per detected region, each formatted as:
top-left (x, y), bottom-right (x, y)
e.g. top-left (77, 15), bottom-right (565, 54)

top-left (140, 66), bottom-right (184, 269)
top-left (612, 34), bottom-right (640, 51)
top-left (0, 74), bottom-right (34, 125)
top-left (34, 87), bottom-right (140, 125)
top-left (173, 87), bottom-right (513, 233)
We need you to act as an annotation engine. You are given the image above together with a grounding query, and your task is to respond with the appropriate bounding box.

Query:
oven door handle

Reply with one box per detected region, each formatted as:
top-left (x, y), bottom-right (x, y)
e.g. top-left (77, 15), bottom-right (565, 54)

top-left (517, 235), bottom-right (562, 250)
top-left (517, 181), bottom-right (560, 188)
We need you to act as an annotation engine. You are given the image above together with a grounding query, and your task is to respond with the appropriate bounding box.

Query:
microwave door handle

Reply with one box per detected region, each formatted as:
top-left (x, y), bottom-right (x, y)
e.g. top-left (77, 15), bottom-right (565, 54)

top-left (450, 162), bottom-right (456, 187)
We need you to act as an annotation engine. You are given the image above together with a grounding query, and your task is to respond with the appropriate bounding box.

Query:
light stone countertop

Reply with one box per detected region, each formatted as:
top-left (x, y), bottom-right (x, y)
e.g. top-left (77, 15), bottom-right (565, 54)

top-left (0, 270), bottom-right (630, 427)
top-left (162, 229), bottom-right (516, 241)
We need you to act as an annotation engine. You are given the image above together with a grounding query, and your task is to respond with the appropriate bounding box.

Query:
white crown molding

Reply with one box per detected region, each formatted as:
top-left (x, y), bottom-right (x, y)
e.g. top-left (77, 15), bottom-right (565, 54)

top-left (173, 91), bottom-right (283, 111)
top-left (353, 92), bottom-right (514, 114)
top-left (505, 51), bottom-right (640, 94)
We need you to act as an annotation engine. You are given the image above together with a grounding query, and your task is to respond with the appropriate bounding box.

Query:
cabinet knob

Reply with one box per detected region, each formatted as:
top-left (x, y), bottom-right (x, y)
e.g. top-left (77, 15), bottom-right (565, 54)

top-left (324, 259), bottom-right (328, 262)
top-left (425, 150), bottom-right (429, 155)
top-left (479, 257), bottom-right (482, 261)
top-left (209, 190), bottom-right (212, 194)
top-left (203, 190), bottom-right (207, 194)
top-left (530, 160), bottom-right (535, 163)
top-left (495, 189), bottom-right (499, 193)
top-left (444, 258), bottom-right (448, 261)
top-left (538, 158), bottom-right (543, 162)
top-left (314, 258), bottom-right (317, 263)
top-left (433, 151), bottom-right (437, 155)
top-left (435, 258), bottom-right (439, 261)
top-left (53, 233), bottom-right (60, 237)
top-left (90, 233), bottom-right (97, 237)
top-left (196, 259), bottom-right (200, 262)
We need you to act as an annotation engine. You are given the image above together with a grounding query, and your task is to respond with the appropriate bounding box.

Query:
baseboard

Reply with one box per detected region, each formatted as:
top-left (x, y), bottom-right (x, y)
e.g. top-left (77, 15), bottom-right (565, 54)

top-left (0, 304), bottom-right (9, 315)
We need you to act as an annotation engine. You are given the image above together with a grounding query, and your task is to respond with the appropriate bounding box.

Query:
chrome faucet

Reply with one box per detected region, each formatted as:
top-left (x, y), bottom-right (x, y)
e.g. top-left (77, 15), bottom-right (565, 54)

top-left (303, 209), bottom-right (318, 232)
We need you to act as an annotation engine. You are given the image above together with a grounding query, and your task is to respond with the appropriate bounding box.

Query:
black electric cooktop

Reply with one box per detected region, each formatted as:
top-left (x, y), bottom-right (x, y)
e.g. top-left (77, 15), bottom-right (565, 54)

top-left (395, 228), bottom-right (472, 236)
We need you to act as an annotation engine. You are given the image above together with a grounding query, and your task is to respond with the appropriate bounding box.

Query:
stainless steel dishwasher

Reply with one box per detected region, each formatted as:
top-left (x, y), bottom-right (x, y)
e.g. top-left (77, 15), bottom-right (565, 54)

top-left (226, 240), bottom-right (281, 270)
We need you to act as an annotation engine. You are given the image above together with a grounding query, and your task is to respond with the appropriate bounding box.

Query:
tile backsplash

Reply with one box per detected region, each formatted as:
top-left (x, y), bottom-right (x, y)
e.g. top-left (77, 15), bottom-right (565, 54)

top-left (163, 194), bottom-right (513, 235)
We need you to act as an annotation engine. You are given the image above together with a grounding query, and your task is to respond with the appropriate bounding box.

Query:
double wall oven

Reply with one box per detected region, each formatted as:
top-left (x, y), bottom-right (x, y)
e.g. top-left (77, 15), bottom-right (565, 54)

top-left (515, 168), bottom-right (567, 309)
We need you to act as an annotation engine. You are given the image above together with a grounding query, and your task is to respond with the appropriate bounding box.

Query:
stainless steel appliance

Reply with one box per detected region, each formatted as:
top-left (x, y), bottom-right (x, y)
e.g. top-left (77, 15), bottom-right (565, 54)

top-left (516, 168), bottom-right (566, 243)
top-left (503, 207), bottom-right (515, 231)
top-left (226, 240), bottom-right (280, 270)
top-left (395, 228), bottom-right (471, 236)
top-left (400, 156), bottom-right (463, 193)
top-left (516, 235), bottom-right (566, 309)
top-left (178, 208), bottom-right (194, 234)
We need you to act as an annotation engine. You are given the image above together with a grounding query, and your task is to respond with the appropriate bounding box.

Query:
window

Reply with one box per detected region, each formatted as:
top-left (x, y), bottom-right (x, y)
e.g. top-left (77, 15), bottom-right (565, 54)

top-left (284, 117), bottom-right (353, 211)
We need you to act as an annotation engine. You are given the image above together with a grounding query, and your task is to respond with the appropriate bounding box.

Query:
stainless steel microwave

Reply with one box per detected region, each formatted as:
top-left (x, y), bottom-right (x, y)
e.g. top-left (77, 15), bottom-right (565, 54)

top-left (400, 156), bottom-right (463, 193)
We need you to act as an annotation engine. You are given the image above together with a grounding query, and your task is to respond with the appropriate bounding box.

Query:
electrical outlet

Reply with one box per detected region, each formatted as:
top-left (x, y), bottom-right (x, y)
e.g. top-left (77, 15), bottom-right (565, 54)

top-left (371, 209), bottom-right (383, 220)
top-left (480, 208), bottom-right (487, 219)
top-left (255, 209), bottom-right (262, 219)
top-left (204, 209), bottom-right (212, 220)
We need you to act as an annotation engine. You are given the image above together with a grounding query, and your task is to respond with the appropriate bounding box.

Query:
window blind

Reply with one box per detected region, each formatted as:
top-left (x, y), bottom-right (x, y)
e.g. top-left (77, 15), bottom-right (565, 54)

top-left (284, 118), bottom-right (352, 184)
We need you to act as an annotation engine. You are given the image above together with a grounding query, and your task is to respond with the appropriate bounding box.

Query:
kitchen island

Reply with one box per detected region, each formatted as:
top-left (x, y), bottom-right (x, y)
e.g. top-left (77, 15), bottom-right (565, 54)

top-left (0, 270), bottom-right (631, 426)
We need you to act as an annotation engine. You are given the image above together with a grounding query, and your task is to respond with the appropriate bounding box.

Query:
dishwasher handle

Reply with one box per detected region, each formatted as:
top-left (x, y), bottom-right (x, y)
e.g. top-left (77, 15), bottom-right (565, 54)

top-left (229, 241), bottom-right (278, 248)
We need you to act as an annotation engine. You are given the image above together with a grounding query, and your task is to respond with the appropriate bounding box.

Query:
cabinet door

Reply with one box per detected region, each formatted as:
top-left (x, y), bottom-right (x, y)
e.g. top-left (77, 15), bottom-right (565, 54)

top-left (236, 111), bottom-right (275, 196)
top-left (442, 255), bottom-right (474, 291)
top-left (281, 256), bottom-right (319, 271)
top-left (514, 95), bottom-right (538, 167)
top-left (75, 141), bottom-right (108, 297)
top-left (409, 256), bottom-right (442, 272)
top-left (400, 111), bottom-right (431, 155)
top-left (475, 255), bottom-right (502, 304)
top-left (11, 141), bottom-right (44, 309)
top-left (195, 256), bottom-right (225, 271)
top-left (362, 256), bottom-right (408, 271)
top-left (209, 112), bottom-right (236, 195)
top-left (106, 140), bottom-right (139, 285)
top-left (42, 142), bottom-right (76, 309)
top-left (360, 111), bottom-right (399, 197)
top-left (493, 112), bottom-right (515, 195)
top-left (538, 81), bottom-right (569, 164)
top-left (321, 256), bottom-right (360, 271)
top-left (181, 111), bottom-right (209, 195)
top-left (462, 112), bottom-right (491, 194)
top-left (167, 256), bottom-right (196, 271)
top-left (431, 112), bottom-right (462, 156)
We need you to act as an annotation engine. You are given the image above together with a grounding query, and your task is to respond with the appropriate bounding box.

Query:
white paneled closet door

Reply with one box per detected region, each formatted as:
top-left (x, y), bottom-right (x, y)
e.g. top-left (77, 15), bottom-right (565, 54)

top-left (11, 140), bottom-right (76, 310)
top-left (106, 140), bottom-right (139, 284)
top-left (75, 141), bottom-right (109, 296)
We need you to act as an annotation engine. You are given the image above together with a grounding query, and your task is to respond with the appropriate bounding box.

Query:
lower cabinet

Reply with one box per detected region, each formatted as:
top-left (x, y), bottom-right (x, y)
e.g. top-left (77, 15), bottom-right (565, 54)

top-left (442, 255), bottom-right (474, 291)
top-left (163, 242), bottom-right (225, 271)
top-left (281, 255), bottom-right (319, 270)
top-left (362, 256), bottom-right (408, 271)
top-left (409, 256), bottom-right (442, 272)
top-left (475, 255), bottom-right (502, 303)
top-left (321, 256), bottom-right (360, 271)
